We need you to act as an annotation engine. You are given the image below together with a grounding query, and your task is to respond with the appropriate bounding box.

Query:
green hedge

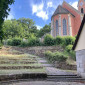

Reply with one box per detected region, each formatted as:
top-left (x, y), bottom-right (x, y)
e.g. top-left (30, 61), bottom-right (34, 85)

top-left (55, 36), bottom-right (64, 45)
top-left (63, 36), bottom-right (75, 46)
top-left (44, 51), bottom-right (67, 62)
top-left (44, 34), bottom-right (55, 46)
top-left (7, 38), bottom-right (22, 46)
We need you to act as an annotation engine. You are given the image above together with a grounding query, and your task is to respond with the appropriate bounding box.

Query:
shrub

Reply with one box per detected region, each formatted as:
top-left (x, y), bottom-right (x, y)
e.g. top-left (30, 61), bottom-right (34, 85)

top-left (20, 41), bottom-right (28, 47)
top-left (7, 39), bottom-right (12, 45)
top-left (54, 52), bottom-right (67, 62)
top-left (28, 34), bottom-right (41, 46)
top-left (66, 45), bottom-right (73, 52)
top-left (69, 51), bottom-right (76, 60)
top-left (44, 51), bottom-right (67, 62)
top-left (7, 38), bottom-right (22, 46)
top-left (63, 36), bottom-right (75, 46)
top-left (55, 36), bottom-right (64, 45)
top-left (44, 34), bottom-right (55, 46)
top-left (11, 38), bottom-right (22, 46)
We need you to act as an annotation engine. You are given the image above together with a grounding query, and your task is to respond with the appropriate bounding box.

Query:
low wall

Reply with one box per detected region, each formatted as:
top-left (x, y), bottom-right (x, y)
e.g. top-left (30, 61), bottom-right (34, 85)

top-left (12, 46), bottom-right (64, 57)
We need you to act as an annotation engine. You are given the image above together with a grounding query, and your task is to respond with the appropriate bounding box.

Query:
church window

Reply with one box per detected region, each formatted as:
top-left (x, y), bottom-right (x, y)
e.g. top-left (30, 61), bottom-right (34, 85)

top-left (63, 19), bottom-right (67, 35)
top-left (56, 20), bottom-right (58, 36)
top-left (81, 8), bottom-right (84, 13)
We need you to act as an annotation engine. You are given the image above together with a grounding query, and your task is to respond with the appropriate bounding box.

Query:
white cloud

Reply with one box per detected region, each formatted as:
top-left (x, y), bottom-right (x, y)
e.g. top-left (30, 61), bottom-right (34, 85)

top-left (36, 25), bottom-right (42, 30)
top-left (36, 11), bottom-right (48, 20)
top-left (7, 12), bottom-right (14, 20)
top-left (32, 3), bottom-right (48, 20)
top-left (47, 2), bottom-right (53, 8)
top-left (71, 1), bottom-right (78, 10)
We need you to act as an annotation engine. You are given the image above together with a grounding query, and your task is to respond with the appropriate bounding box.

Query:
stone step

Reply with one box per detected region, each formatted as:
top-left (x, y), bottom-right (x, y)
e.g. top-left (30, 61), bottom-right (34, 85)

top-left (0, 66), bottom-right (43, 69)
top-left (0, 73), bottom-right (47, 81)
top-left (47, 75), bottom-right (85, 82)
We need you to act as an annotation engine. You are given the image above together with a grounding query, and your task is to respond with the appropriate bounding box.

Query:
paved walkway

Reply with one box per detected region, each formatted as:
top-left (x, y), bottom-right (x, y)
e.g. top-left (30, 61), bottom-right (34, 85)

top-left (37, 57), bottom-right (77, 75)
top-left (6, 81), bottom-right (85, 85)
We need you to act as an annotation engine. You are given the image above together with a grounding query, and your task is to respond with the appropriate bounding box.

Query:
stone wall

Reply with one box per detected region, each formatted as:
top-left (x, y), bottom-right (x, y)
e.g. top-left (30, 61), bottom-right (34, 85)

top-left (12, 46), bottom-right (64, 57)
top-left (76, 49), bottom-right (85, 78)
top-left (55, 61), bottom-right (77, 70)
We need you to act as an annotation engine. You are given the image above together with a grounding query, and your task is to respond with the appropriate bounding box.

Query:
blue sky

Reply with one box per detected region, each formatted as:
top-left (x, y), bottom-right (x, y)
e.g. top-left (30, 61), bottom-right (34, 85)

top-left (7, 0), bottom-right (78, 29)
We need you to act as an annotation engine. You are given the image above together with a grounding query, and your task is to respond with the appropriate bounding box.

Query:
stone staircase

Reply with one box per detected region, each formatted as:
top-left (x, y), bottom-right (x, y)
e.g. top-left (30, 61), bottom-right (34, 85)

top-left (47, 75), bottom-right (85, 82)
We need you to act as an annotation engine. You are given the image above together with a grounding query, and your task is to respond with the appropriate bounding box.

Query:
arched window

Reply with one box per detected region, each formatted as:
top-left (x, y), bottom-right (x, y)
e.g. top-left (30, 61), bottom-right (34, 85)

top-left (81, 8), bottom-right (84, 13)
top-left (63, 19), bottom-right (67, 35)
top-left (56, 20), bottom-right (58, 36)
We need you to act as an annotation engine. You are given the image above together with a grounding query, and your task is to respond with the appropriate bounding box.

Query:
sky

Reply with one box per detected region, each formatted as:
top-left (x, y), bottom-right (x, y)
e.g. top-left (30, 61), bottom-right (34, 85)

top-left (7, 0), bottom-right (79, 29)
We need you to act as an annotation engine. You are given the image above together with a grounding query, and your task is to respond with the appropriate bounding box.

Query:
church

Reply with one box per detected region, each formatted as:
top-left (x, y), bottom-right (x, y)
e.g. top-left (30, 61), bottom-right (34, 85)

top-left (51, 0), bottom-right (85, 37)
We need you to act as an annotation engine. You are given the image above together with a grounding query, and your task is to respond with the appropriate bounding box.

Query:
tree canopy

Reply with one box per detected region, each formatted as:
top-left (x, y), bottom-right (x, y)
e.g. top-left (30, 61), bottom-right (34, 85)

top-left (0, 0), bottom-right (15, 42)
top-left (3, 18), bottom-right (51, 39)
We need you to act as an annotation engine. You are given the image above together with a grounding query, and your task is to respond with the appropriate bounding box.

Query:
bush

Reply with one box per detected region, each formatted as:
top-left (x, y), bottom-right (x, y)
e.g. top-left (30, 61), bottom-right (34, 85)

top-left (28, 38), bottom-right (41, 46)
top-left (55, 36), bottom-right (64, 45)
top-left (44, 34), bottom-right (55, 46)
top-left (44, 51), bottom-right (67, 62)
top-left (27, 34), bottom-right (41, 46)
top-left (20, 41), bottom-right (28, 47)
top-left (66, 45), bottom-right (73, 52)
top-left (63, 36), bottom-right (75, 46)
top-left (11, 38), bottom-right (22, 46)
top-left (7, 38), bottom-right (22, 46)
top-left (7, 39), bottom-right (12, 45)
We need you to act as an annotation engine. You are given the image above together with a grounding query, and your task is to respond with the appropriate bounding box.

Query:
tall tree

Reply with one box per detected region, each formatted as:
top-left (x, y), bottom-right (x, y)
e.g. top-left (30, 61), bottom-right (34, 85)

top-left (0, 0), bottom-right (15, 42)
top-left (38, 23), bottom-right (51, 37)
top-left (3, 20), bottom-right (24, 39)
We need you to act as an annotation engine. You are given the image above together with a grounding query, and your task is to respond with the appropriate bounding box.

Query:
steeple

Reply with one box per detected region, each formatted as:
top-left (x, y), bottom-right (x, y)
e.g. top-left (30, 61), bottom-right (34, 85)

top-left (78, 0), bottom-right (85, 14)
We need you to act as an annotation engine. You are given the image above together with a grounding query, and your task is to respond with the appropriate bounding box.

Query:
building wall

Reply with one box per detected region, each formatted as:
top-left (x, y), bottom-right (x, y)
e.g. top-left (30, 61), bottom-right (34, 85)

top-left (51, 14), bottom-right (74, 37)
top-left (52, 15), bottom-right (59, 37)
top-left (76, 49), bottom-right (85, 78)
top-left (62, 2), bottom-right (82, 36)
top-left (75, 24), bottom-right (85, 51)
top-left (78, 0), bottom-right (85, 14)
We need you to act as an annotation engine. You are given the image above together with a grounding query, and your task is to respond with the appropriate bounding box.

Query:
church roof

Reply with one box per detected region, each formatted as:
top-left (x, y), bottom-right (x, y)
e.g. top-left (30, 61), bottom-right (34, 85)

top-left (63, 1), bottom-right (82, 15)
top-left (72, 14), bottom-right (85, 50)
top-left (52, 5), bottom-right (75, 17)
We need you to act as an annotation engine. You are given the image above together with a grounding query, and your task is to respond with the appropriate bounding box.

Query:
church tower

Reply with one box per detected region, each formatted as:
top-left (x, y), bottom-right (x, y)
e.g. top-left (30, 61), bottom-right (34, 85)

top-left (78, 0), bottom-right (85, 14)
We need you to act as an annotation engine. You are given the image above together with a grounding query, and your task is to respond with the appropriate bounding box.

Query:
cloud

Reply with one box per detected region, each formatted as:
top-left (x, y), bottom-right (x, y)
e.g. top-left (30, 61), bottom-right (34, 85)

top-left (32, 2), bottom-right (48, 20)
top-left (7, 12), bottom-right (14, 20)
top-left (70, 1), bottom-right (78, 10)
top-left (47, 2), bottom-right (53, 8)
top-left (31, 0), bottom-right (63, 20)
top-left (36, 25), bottom-right (42, 30)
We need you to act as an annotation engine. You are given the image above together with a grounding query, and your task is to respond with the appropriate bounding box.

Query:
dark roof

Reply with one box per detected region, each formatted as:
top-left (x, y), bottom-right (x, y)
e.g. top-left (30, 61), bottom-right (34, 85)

top-left (63, 1), bottom-right (82, 15)
top-left (52, 5), bottom-right (75, 18)
top-left (72, 14), bottom-right (85, 50)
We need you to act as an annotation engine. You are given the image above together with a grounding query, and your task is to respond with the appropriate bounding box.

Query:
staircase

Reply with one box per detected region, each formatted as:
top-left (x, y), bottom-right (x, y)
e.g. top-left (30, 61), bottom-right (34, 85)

top-left (47, 75), bottom-right (85, 82)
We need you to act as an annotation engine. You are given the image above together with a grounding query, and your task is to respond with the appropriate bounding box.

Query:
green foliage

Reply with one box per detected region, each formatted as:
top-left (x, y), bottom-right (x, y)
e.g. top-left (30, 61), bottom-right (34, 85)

top-left (44, 34), bottom-right (55, 46)
top-left (38, 24), bottom-right (51, 37)
top-left (55, 36), bottom-right (64, 45)
top-left (65, 45), bottom-right (76, 61)
top-left (66, 45), bottom-right (73, 52)
top-left (7, 38), bottom-right (22, 46)
top-left (0, 0), bottom-right (15, 42)
top-left (20, 41), bottom-right (28, 47)
top-left (45, 51), bottom-right (67, 62)
top-left (63, 36), bottom-right (75, 46)
top-left (7, 39), bottom-right (12, 45)
top-left (3, 20), bottom-right (24, 39)
top-left (28, 35), bottom-right (41, 46)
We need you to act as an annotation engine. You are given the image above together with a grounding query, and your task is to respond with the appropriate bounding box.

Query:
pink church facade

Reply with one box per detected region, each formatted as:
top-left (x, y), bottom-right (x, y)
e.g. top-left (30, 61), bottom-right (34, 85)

top-left (51, 0), bottom-right (85, 37)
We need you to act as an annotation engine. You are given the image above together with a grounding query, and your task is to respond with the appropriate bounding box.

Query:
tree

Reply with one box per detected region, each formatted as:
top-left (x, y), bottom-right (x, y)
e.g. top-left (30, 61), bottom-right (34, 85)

top-left (38, 23), bottom-right (51, 37)
top-left (17, 18), bottom-right (38, 38)
top-left (3, 20), bottom-right (24, 38)
top-left (0, 0), bottom-right (15, 42)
